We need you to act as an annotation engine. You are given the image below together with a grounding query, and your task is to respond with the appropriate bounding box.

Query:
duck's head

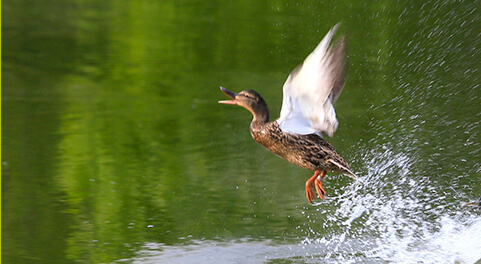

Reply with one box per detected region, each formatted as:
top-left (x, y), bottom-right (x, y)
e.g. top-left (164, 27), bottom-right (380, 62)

top-left (218, 87), bottom-right (270, 122)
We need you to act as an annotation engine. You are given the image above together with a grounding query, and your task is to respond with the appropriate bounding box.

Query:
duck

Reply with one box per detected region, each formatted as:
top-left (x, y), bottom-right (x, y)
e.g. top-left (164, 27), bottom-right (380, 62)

top-left (218, 25), bottom-right (357, 203)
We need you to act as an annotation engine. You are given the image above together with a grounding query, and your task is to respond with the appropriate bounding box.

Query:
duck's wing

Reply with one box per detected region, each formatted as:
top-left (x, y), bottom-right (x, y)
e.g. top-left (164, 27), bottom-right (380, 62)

top-left (277, 25), bottom-right (346, 137)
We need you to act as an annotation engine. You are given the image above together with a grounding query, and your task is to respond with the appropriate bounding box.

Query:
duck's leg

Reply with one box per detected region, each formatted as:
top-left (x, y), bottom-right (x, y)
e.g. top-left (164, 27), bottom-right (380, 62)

top-left (305, 170), bottom-right (321, 203)
top-left (314, 171), bottom-right (327, 199)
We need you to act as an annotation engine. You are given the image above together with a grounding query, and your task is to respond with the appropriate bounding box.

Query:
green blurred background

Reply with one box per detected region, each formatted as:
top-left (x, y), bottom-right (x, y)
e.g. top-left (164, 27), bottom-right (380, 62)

top-left (2, 0), bottom-right (480, 263)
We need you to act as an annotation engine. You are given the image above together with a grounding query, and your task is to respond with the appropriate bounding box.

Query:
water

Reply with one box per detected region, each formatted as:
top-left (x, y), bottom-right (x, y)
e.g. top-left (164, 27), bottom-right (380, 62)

top-left (2, 0), bottom-right (481, 263)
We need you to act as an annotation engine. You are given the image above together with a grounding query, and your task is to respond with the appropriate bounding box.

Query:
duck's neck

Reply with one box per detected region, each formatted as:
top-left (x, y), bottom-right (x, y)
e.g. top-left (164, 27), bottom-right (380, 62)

top-left (250, 108), bottom-right (270, 127)
top-left (251, 112), bottom-right (269, 131)
top-left (249, 111), bottom-right (276, 151)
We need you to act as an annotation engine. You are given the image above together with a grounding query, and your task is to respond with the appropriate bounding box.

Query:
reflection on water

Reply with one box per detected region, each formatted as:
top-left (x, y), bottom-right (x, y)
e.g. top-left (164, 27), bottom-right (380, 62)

top-left (2, 0), bottom-right (481, 263)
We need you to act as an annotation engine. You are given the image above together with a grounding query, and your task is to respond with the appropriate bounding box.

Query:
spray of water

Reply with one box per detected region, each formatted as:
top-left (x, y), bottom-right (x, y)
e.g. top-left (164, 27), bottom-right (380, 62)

top-left (298, 143), bottom-right (481, 263)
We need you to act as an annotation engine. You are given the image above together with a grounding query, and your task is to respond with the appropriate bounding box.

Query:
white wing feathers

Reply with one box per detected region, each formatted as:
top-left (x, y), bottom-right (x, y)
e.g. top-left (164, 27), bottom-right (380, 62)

top-left (277, 25), bottom-right (347, 137)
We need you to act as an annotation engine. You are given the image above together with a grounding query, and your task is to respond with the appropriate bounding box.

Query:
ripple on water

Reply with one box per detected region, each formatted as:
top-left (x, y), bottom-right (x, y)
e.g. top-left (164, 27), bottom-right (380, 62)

top-left (120, 145), bottom-right (481, 264)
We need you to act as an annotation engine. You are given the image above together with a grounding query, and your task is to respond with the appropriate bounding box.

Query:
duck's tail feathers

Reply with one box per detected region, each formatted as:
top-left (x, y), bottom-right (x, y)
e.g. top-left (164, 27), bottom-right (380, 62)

top-left (329, 159), bottom-right (358, 180)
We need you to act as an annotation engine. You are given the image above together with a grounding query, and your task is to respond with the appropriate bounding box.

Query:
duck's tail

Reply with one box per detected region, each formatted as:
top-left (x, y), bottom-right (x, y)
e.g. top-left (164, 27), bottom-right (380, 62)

top-left (328, 159), bottom-right (358, 180)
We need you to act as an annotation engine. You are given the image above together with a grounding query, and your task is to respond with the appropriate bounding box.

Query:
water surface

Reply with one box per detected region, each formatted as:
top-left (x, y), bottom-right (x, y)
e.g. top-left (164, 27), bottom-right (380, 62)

top-left (2, 0), bottom-right (481, 263)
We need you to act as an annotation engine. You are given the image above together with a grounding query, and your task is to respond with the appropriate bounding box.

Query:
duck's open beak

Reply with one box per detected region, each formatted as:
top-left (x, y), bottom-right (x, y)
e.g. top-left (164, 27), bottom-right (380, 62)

top-left (218, 86), bottom-right (238, 105)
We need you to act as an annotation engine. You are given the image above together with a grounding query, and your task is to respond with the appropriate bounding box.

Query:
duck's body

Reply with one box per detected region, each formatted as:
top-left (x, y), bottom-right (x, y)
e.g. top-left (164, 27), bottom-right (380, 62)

top-left (250, 120), bottom-right (352, 175)
top-left (219, 25), bottom-right (356, 203)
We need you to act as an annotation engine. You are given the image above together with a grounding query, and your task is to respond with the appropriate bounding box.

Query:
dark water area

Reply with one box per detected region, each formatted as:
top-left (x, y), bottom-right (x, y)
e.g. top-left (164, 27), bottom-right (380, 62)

top-left (2, 0), bottom-right (481, 263)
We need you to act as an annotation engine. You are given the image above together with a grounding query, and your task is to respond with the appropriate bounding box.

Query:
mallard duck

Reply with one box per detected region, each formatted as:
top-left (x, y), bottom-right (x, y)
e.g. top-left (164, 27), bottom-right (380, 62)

top-left (219, 25), bottom-right (357, 203)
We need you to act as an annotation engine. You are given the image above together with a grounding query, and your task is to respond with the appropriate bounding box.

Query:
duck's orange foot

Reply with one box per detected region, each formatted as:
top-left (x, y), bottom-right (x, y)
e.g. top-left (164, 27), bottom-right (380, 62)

top-left (305, 182), bottom-right (315, 203)
top-left (305, 170), bottom-right (327, 203)
top-left (315, 177), bottom-right (326, 199)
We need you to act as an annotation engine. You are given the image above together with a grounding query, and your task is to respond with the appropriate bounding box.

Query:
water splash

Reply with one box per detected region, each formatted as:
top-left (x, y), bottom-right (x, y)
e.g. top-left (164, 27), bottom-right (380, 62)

top-left (298, 144), bottom-right (481, 263)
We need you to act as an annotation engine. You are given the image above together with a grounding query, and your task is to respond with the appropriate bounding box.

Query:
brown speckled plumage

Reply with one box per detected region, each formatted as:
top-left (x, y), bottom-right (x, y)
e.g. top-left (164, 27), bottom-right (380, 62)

top-left (250, 120), bottom-right (353, 175)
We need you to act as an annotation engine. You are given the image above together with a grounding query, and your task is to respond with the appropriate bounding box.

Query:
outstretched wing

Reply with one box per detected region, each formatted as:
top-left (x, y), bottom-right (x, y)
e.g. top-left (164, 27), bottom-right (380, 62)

top-left (277, 25), bottom-right (347, 137)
